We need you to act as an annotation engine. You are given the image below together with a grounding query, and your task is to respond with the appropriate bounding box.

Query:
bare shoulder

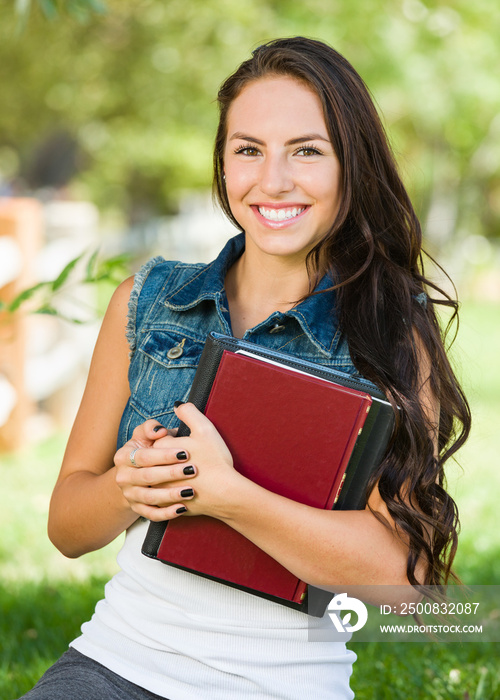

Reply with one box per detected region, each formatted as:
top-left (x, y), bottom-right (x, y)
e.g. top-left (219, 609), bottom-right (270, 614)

top-left (93, 276), bottom-right (135, 356)
top-left (57, 277), bottom-right (136, 479)
top-left (104, 275), bottom-right (135, 325)
top-left (112, 274), bottom-right (135, 304)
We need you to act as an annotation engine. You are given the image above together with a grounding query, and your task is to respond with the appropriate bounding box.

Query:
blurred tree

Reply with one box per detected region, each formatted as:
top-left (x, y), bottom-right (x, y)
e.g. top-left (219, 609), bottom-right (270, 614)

top-left (13, 0), bottom-right (107, 22)
top-left (0, 247), bottom-right (130, 322)
top-left (0, 0), bottom-right (499, 244)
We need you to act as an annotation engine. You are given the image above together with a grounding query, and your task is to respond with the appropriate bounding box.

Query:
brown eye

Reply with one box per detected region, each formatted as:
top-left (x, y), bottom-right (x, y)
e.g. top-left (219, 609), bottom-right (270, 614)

top-left (234, 146), bottom-right (260, 156)
top-left (296, 146), bottom-right (322, 156)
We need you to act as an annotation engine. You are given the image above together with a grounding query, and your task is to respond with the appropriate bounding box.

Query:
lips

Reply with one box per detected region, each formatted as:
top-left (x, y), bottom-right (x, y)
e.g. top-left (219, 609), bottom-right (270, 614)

top-left (251, 203), bottom-right (310, 228)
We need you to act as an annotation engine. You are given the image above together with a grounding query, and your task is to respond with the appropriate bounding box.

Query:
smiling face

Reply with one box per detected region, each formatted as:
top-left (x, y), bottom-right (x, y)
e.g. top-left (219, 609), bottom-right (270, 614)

top-left (223, 76), bottom-right (342, 266)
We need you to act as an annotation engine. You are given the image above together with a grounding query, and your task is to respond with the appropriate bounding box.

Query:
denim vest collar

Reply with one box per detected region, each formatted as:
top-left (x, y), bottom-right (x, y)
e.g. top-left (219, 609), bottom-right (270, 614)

top-left (164, 233), bottom-right (341, 357)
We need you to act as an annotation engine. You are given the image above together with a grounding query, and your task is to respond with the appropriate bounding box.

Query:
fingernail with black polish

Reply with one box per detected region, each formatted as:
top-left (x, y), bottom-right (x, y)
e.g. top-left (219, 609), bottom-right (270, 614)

top-left (180, 488), bottom-right (194, 498)
top-left (176, 506), bottom-right (187, 514)
top-left (174, 400), bottom-right (185, 408)
top-left (153, 424), bottom-right (165, 433)
top-left (183, 465), bottom-right (195, 475)
top-left (176, 451), bottom-right (188, 461)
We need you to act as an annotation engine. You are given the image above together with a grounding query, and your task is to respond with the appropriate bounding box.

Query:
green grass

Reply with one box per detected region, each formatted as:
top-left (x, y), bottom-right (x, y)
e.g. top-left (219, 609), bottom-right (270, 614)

top-left (0, 300), bottom-right (499, 699)
top-left (351, 641), bottom-right (500, 700)
top-left (0, 433), bottom-right (122, 585)
top-left (0, 434), bottom-right (122, 698)
top-left (446, 301), bottom-right (500, 582)
top-left (0, 578), bottom-right (108, 698)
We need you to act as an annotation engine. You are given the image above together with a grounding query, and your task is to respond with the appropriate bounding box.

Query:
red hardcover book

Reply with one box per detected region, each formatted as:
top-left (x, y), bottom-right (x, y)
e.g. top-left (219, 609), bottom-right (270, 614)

top-left (151, 349), bottom-right (372, 605)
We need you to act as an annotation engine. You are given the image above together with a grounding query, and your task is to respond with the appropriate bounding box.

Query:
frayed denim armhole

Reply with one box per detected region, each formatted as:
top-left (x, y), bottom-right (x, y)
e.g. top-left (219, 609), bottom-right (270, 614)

top-left (126, 256), bottom-right (165, 358)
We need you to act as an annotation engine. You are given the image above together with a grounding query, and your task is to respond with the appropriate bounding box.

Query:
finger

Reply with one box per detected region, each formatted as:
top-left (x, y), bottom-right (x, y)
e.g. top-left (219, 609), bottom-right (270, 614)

top-left (136, 464), bottom-right (197, 487)
top-left (132, 502), bottom-right (191, 522)
top-left (149, 433), bottom-right (180, 450)
top-left (133, 485), bottom-right (195, 508)
top-left (173, 402), bottom-right (215, 438)
top-left (126, 446), bottom-right (190, 469)
top-left (132, 419), bottom-right (168, 443)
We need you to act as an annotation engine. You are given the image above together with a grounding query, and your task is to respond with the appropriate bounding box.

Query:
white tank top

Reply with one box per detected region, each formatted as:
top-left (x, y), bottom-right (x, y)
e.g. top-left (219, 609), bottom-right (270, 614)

top-left (71, 519), bottom-right (356, 700)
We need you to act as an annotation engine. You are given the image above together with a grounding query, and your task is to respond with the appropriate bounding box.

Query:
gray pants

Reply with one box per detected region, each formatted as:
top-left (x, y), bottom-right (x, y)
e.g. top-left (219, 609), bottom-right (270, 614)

top-left (16, 648), bottom-right (170, 700)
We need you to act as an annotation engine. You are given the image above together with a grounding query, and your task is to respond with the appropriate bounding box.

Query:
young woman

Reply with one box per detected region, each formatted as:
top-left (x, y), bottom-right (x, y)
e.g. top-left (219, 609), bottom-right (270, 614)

top-left (19, 37), bottom-right (470, 700)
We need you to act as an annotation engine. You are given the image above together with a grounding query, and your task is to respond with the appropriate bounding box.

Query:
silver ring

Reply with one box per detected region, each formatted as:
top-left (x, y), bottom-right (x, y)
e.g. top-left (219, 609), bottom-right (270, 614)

top-left (129, 447), bottom-right (141, 467)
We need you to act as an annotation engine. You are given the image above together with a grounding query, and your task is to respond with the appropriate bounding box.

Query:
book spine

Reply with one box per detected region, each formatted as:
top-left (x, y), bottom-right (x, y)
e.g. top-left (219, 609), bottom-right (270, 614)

top-left (142, 520), bottom-right (169, 557)
top-left (323, 395), bottom-right (372, 511)
top-left (176, 334), bottom-right (225, 436)
top-left (334, 402), bottom-right (394, 510)
top-left (142, 334), bottom-right (225, 557)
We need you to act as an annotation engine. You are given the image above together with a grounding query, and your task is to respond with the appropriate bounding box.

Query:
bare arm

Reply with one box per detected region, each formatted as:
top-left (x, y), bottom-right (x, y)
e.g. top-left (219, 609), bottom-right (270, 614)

top-left (48, 277), bottom-right (137, 556)
top-left (47, 278), bottom-right (195, 557)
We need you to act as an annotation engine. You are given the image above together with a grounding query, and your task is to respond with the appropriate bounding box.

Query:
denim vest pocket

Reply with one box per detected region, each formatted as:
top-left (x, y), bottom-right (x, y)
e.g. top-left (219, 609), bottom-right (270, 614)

top-left (140, 329), bottom-right (204, 370)
top-left (129, 329), bottom-right (204, 425)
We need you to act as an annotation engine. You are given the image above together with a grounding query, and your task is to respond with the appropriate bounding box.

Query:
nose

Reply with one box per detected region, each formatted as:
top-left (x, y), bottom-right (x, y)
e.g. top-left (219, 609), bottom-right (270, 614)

top-left (259, 152), bottom-right (294, 196)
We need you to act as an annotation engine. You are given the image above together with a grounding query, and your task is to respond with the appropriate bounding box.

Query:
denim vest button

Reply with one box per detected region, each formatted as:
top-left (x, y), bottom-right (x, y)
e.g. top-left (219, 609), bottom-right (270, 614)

top-left (269, 323), bottom-right (286, 334)
top-left (167, 338), bottom-right (186, 359)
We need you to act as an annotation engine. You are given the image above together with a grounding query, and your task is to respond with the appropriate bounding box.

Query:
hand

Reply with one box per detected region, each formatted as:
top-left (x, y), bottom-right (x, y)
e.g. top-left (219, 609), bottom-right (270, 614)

top-left (168, 402), bottom-right (247, 519)
top-left (114, 419), bottom-right (197, 521)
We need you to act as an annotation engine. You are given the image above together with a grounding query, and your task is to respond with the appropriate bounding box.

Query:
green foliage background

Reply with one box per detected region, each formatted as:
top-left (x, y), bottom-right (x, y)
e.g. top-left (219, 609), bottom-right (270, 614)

top-left (1, 1), bottom-right (499, 697)
top-left (1, 0), bottom-right (499, 243)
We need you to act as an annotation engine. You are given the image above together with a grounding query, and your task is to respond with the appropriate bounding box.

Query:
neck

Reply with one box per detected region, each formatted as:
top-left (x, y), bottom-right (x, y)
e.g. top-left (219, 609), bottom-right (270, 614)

top-left (225, 244), bottom-right (312, 337)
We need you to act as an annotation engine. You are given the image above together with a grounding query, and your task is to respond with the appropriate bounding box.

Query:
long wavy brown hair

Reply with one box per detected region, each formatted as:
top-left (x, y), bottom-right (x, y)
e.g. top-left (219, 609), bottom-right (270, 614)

top-left (212, 36), bottom-right (471, 588)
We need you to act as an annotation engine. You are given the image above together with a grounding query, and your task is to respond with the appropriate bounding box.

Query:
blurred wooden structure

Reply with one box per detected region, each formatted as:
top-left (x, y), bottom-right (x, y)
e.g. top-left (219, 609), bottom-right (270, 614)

top-left (0, 198), bottom-right (43, 452)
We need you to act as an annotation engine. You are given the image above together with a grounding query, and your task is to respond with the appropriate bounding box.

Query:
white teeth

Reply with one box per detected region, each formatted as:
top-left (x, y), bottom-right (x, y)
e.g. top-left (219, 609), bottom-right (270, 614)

top-left (258, 206), bottom-right (305, 221)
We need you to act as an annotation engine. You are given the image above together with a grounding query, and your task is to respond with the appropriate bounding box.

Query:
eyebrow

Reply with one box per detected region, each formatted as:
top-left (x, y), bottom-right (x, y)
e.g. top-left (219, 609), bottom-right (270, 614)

top-left (229, 132), bottom-right (331, 146)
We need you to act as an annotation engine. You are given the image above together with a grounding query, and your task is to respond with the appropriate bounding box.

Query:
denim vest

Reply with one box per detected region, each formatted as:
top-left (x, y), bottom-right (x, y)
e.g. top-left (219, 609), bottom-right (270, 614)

top-left (117, 233), bottom-right (360, 448)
